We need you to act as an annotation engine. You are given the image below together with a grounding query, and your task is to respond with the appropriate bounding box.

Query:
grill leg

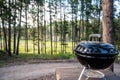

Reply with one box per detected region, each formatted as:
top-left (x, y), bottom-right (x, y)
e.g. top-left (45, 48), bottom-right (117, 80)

top-left (78, 67), bottom-right (86, 80)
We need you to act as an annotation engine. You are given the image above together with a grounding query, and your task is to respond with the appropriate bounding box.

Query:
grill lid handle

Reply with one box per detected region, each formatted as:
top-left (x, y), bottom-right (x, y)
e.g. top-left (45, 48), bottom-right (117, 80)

top-left (89, 34), bottom-right (102, 42)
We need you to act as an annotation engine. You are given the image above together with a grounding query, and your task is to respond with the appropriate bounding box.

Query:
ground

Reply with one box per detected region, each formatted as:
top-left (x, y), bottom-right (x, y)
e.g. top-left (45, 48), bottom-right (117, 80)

top-left (0, 60), bottom-right (120, 80)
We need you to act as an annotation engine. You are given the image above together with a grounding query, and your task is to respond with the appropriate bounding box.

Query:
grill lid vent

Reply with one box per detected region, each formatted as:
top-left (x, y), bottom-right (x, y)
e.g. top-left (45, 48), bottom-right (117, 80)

top-left (75, 41), bottom-right (118, 55)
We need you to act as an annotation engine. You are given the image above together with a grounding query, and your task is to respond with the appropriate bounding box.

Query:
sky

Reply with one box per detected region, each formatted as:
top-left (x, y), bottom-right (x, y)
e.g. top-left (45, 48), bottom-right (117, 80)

top-left (114, 1), bottom-right (120, 15)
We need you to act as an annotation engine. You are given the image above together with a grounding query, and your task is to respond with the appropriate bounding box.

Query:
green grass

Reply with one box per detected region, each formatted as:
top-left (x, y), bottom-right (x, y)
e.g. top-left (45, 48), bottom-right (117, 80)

top-left (16, 53), bottom-right (75, 60)
top-left (0, 40), bottom-right (77, 67)
top-left (0, 52), bottom-right (75, 60)
top-left (11, 40), bottom-right (74, 54)
top-left (0, 52), bottom-right (76, 67)
top-left (115, 54), bottom-right (120, 63)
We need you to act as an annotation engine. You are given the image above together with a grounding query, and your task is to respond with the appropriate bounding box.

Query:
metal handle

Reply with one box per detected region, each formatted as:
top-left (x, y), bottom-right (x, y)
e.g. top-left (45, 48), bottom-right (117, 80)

top-left (89, 34), bottom-right (102, 42)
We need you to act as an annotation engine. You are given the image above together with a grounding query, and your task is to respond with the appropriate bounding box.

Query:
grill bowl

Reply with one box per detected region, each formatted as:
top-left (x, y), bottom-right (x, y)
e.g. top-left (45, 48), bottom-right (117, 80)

top-left (74, 41), bottom-right (118, 69)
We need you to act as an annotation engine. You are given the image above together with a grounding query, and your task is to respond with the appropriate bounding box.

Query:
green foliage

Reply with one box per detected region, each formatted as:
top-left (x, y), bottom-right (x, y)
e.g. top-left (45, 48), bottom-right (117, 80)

top-left (0, 0), bottom-right (120, 64)
top-left (115, 54), bottom-right (120, 63)
top-left (0, 52), bottom-right (75, 67)
top-left (0, 50), bottom-right (5, 54)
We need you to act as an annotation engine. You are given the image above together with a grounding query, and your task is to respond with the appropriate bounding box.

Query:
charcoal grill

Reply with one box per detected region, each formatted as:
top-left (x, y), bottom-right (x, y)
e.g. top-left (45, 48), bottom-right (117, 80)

top-left (74, 34), bottom-right (119, 80)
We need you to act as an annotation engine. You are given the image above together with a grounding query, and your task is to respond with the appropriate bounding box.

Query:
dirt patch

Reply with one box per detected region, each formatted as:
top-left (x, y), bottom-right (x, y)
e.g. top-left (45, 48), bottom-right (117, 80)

top-left (0, 62), bottom-right (80, 80)
top-left (0, 59), bottom-right (78, 68)
top-left (28, 74), bottom-right (56, 80)
top-left (23, 74), bottom-right (56, 80)
top-left (0, 61), bottom-right (120, 80)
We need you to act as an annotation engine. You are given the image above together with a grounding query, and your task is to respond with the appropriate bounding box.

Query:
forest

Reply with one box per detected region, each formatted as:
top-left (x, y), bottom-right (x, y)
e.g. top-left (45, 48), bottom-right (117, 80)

top-left (0, 0), bottom-right (120, 57)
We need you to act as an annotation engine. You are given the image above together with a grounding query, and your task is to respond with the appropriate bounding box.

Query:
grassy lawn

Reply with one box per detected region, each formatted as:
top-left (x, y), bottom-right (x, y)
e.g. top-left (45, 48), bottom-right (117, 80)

top-left (12, 40), bottom-right (74, 54)
top-left (0, 40), bottom-right (77, 67)
top-left (0, 52), bottom-right (76, 67)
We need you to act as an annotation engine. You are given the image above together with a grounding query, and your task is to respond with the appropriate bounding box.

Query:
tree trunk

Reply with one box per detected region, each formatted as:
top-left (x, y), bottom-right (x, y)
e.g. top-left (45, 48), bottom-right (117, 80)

top-left (1, 2), bottom-right (8, 53)
top-left (44, 3), bottom-right (46, 54)
top-left (102, 0), bottom-right (114, 72)
top-left (8, 0), bottom-right (12, 56)
top-left (13, 0), bottom-right (17, 54)
top-left (50, 12), bottom-right (53, 55)
top-left (25, 3), bottom-right (28, 52)
top-left (60, 0), bottom-right (63, 54)
top-left (37, 5), bottom-right (40, 54)
top-left (1, 18), bottom-right (8, 53)
top-left (80, 0), bottom-right (85, 40)
top-left (49, 0), bottom-right (53, 55)
top-left (44, 20), bottom-right (46, 54)
top-left (54, 7), bottom-right (58, 54)
top-left (0, 22), bottom-right (2, 49)
top-left (16, 0), bottom-right (22, 55)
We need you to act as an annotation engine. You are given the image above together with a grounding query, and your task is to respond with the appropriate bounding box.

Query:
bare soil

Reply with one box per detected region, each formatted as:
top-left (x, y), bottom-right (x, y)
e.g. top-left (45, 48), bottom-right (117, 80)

top-left (0, 60), bottom-right (120, 80)
top-left (0, 61), bottom-right (80, 80)
top-left (26, 74), bottom-right (56, 80)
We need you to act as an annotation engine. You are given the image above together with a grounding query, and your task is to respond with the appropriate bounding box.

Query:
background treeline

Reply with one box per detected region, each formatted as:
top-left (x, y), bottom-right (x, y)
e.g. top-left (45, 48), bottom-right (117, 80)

top-left (0, 0), bottom-right (120, 56)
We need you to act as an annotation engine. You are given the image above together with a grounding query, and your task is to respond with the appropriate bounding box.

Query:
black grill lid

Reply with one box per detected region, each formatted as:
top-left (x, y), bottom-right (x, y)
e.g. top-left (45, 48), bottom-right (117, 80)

top-left (75, 41), bottom-right (118, 55)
